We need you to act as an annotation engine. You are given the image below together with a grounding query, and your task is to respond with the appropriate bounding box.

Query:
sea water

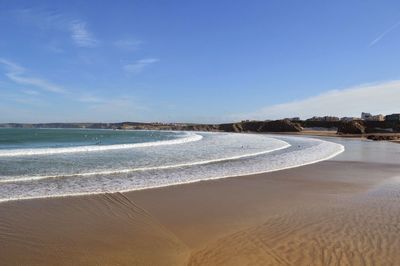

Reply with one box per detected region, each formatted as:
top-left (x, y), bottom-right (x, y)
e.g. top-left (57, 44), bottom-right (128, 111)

top-left (0, 128), bottom-right (344, 202)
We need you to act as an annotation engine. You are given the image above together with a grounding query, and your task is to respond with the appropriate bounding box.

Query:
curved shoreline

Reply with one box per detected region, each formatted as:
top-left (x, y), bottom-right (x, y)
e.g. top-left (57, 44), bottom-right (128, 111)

top-left (0, 137), bottom-right (344, 203)
top-left (1, 137), bottom-right (399, 265)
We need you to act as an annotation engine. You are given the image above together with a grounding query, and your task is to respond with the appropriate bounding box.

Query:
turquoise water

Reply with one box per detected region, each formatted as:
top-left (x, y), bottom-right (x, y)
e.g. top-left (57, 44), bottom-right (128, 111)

top-left (0, 128), bottom-right (180, 150)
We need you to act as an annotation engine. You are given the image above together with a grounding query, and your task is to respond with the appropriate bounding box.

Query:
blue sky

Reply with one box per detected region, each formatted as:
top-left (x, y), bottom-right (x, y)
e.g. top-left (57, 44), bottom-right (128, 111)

top-left (0, 0), bottom-right (400, 123)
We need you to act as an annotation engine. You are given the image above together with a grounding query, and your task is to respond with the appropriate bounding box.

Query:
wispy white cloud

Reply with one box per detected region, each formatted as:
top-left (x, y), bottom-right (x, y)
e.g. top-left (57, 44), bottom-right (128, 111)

top-left (69, 20), bottom-right (98, 47)
top-left (9, 8), bottom-right (98, 48)
top-left (114, 39), bottom-right (142, 50)
top-left (6, 75), bottom-right (66, 94)
top-left (0, 58), bottom-right (66, 94)
top-left (369, 20), bottom-right (400, 47)
top-left (0, 58), bottom-right (24, 73)
top-left (123, 58), bottom-right (159, 74)
top-left (235, 80), bottom-right (400, 121)
top-left (9, 8), bottom-right (67, 30)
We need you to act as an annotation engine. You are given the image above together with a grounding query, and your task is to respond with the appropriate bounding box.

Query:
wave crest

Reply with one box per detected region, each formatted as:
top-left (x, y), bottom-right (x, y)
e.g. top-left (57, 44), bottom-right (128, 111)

top-left (0, 141), bottom-right (291, 183)
top-left (0, 132), bottom-right (203, 157)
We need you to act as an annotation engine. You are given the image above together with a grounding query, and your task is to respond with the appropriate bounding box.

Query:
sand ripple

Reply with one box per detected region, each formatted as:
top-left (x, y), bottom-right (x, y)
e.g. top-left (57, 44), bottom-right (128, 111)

top-left (0, 193), bottom-right (189, 266)
top-left (188, 179), bottom-right (400, 265)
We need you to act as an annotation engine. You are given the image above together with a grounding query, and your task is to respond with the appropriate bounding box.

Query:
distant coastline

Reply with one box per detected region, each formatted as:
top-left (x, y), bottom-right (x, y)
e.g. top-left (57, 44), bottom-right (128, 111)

top-left (1, 119), bottom-right (399, 142)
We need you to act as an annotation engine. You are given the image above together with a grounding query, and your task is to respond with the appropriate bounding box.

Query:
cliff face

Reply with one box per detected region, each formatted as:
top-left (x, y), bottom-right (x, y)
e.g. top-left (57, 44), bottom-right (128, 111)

top-left (364, 121), bottom-right (400, 133)
top-left (337, 121), bottom-right (366, 134)
top-left (257, 120), bottom-right (303, 132)
top-left (336, 120), bottom-right (400, 134)
top-left (219, 123), bottom-right (243, 132)
top-left (219, 120), bottom-right (302, 133)
top-left (299, 120), bottom-right (342, 129)
top-left (182, 124), bottom-right (219, 131)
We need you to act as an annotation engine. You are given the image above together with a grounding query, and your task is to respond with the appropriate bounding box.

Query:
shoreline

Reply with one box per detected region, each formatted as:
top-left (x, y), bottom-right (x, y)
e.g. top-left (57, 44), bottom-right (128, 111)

top-left (0, 140), bottom-right (340, 204)
top-left (1, 137), bottom-right (400, 265)
top-left (0, 134), bottom-right (343, 203)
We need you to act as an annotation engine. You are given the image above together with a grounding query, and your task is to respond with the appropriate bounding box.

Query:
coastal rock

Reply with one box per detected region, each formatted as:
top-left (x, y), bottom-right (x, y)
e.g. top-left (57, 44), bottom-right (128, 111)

top-left (218, 120), bottom-right (302, 133)
top-left (337, 121), bottom-right (366, 134)
top-left (367, 135), bottom-right (400, 141)
top-left (218, 123), bottom-right (243, 132)
top-left (183, 124), bottom-right (219, 131)
top-left (258, 120), bottom-right (303, 132)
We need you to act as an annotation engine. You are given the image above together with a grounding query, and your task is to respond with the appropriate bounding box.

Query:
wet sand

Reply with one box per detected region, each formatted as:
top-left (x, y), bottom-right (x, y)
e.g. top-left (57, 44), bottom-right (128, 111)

top-left (1, 138), bottom-right (400, 265)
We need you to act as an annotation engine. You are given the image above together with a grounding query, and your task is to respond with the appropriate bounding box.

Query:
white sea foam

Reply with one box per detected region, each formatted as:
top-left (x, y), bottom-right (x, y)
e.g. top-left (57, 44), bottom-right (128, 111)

top-left (0, 141), bottom-right (291, 183)
top-left (0, 132), bottom-right (346, 203)
top-left (0, 132), bottom-right (203, 157)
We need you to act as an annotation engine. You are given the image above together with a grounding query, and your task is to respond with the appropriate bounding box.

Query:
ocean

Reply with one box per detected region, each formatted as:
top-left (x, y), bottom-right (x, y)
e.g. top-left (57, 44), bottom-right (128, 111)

top-left (0, 128), bottom-right (344, 202)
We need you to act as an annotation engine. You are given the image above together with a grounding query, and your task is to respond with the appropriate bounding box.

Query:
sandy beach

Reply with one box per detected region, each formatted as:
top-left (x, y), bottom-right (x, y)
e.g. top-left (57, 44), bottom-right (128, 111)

top-left (2, 0), bottom-right (400, 264)
top-left (1, 137), bottom-right (400, 265)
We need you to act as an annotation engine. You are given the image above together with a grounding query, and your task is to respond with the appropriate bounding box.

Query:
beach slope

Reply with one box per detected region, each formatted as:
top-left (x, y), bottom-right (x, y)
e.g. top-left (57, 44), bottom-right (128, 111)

top-left (1, 138), bottom-right (400, 265)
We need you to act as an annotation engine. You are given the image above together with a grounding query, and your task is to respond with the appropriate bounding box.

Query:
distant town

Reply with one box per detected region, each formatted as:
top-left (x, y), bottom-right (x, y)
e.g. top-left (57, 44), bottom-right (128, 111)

top-left (286, 112), bottom-right (400, 122)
